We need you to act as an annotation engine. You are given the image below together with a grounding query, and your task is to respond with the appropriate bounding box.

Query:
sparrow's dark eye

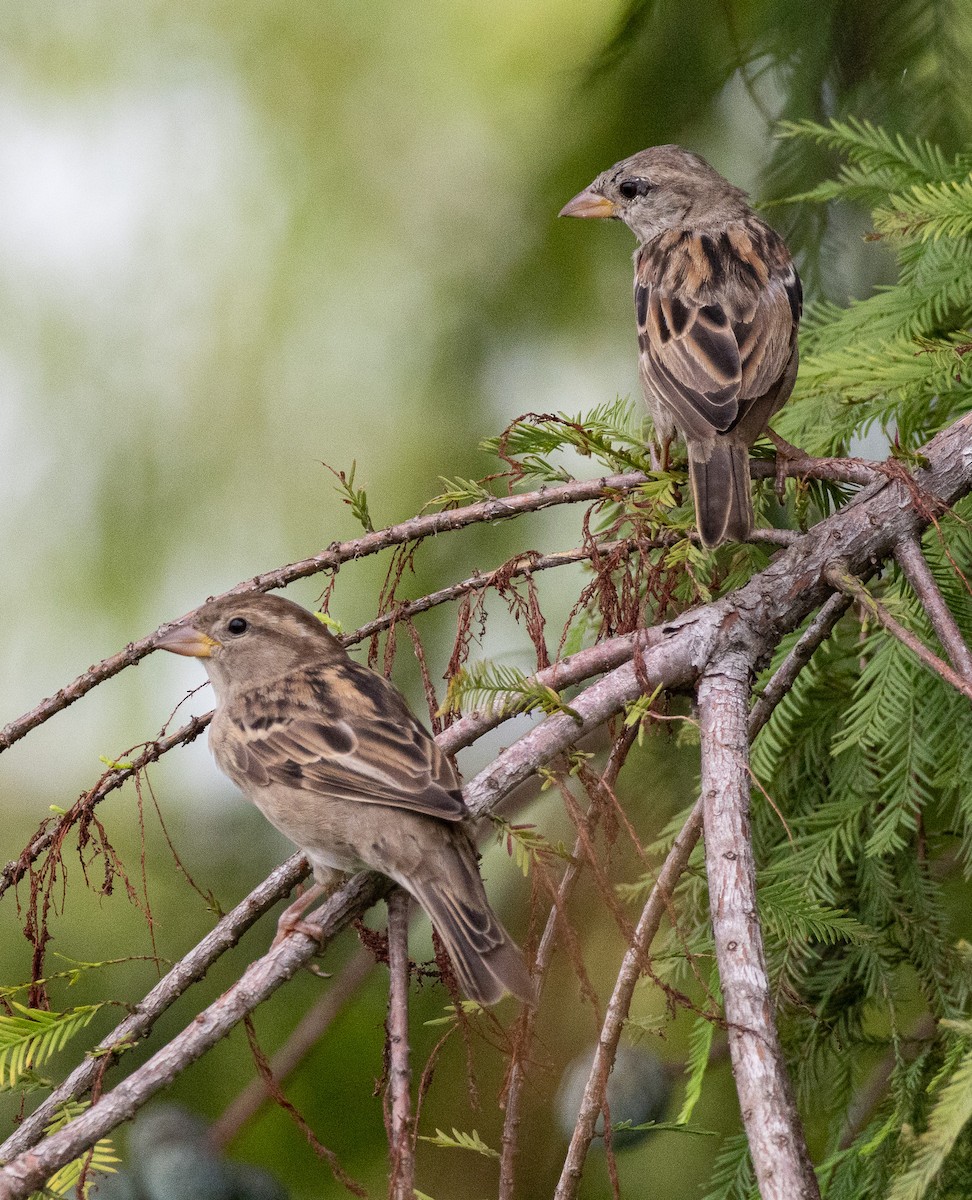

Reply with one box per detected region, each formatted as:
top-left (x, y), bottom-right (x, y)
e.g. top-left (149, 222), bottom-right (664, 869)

top-left (618, 179), bottom-right (651, 200)
top-left (226, 617), bottom-right (249, 635)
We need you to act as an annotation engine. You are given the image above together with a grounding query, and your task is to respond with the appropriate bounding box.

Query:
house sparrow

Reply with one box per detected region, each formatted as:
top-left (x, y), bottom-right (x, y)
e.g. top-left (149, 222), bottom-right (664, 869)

top-left (560, 145), bottom-right (802, 547)
top-left (156, 593), bottom-right (532, 1007)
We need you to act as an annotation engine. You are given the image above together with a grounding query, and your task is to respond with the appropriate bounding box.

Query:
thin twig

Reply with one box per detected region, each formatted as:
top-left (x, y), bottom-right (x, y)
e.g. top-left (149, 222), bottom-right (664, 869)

top-left (461, 635), bottom-right (700, 820)
top-left (498, 727), bottom-right (636, 1199)
top-left (346, 526), bottom-right (794, 648)
top-left (0, 450), bottom-right (902, 898)
top-left (699, 653), bottom-right (819, 1200)
top-left (827, 565), bottom-right (972, 703)
top-left (0, 715), bottom-right (212, 897)
top-left (553, 799), bottom-right (705, 1200)
top-left (347, 544), bottom-right (630, 648)
top-left (894, 536), bottom-right (972, 680)
top-left (498, 841), bottom-right (584, 1200)
top-left (0, 476), bottom-right (650, 756)
top-left (0, 651), bottom-right (682, 1195)
top-left (7, 585), bottom-right (852, 1183)
top-left (749, 592), bottom-right (852, 730)
top-left (385, 889), bottom-right (414, 1200)
top-left (347, 527), bottom-right (794, 646)
top-left (210, 945), bottom-right (375, 1149)
top-left (0, 631), bottom-right (644, 900)
top-left (0, 636), bottom-right (657, 1159)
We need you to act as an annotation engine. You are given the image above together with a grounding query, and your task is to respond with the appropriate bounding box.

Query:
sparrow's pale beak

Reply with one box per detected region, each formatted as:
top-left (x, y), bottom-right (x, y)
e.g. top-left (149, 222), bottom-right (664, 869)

top-left (155, 624), bottom-right (220, 658)
top-left (559, 187), bottom-right (618, 219)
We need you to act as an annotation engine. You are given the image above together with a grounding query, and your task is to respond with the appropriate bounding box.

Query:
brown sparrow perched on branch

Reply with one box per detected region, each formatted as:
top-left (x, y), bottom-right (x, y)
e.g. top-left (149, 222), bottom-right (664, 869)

top-left (157, 593), bottom-right (532, 1006)
top-left (561, 145), bottom-right (802, 548)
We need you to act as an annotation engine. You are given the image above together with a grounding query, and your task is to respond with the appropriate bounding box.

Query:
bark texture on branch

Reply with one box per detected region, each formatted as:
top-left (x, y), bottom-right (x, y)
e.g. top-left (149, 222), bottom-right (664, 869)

top-left (385, 888), bottom-right (415, 1200)
top-left (550, 588), bottom-right (852, 1195)
top-left (699, 656), bottom-right (820, 1200)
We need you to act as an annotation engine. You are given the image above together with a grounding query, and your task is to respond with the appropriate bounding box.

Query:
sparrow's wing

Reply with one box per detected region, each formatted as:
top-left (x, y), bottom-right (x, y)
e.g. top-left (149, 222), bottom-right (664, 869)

top-left (216, 661), bottom-right (467, 822)
top-left (635, 222), bottom-right (801, 437)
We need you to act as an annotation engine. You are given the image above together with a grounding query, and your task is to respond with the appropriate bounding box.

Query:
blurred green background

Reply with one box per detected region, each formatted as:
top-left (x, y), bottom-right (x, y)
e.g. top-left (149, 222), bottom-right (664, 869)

top-left (1, 2), bottom-right (969, 1196)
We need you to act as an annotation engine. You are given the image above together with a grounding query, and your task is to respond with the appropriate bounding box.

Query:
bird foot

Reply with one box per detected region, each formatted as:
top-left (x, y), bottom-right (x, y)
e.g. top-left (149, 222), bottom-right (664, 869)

top-left (648, 435), bottom-right (674, 473)
top-left (271, 881), bottom-right (329, 947)
top-left (272, 916), bottom-right (326, 947)
top-left (766, 428), bottom-right (809, 502)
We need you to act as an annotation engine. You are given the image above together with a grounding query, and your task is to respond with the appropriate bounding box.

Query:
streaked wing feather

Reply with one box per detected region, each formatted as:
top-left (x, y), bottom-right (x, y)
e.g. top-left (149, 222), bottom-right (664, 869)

top-left (736, 278), bottom-right (798, 400)
top-left (636, 223), bottom-right (798, 438)
top-left (227, 663), bottom-right (467, 822)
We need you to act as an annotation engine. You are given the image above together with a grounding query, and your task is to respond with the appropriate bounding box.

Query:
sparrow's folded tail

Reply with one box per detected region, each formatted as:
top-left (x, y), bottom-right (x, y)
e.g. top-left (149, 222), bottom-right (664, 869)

top-left (688, 439), bottom-right (753, 549)
top-left (406, 853), bottom-right (534, 1007)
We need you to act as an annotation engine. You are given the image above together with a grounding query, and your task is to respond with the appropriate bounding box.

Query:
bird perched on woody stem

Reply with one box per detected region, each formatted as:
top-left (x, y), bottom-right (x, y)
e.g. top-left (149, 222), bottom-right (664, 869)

top-left (157, 593), bottom-right (533, 1007)
top-left (561, 145), bottom-right (802, 548)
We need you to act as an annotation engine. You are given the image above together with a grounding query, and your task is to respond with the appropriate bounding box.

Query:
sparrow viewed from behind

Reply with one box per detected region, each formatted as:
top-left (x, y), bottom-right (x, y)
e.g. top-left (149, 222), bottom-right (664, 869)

top-left (157, 593), bottom-right (532, 1007)
top-left (561, 145), bottom-right (802, 548)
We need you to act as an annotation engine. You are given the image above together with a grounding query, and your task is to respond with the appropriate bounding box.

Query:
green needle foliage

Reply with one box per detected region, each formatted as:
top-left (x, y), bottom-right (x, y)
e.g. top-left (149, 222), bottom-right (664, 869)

top-left (441, 661), bottom-right (581, 721)
top-left (26, 1101), bottom-right (118, 1200)
top-left (417, 1127), bottom-right (500, 1160)
top-left (9, 117), bottom-right (972, 1200)
top-left (775, 119), bottom-right (972, 456)
top-left (0, 1004), bottom-right (103, 1092)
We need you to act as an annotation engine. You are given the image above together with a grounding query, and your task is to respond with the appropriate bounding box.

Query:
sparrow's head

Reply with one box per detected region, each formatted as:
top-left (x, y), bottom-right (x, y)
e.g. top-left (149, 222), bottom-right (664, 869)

top-left (560, 145), bottom-right (751, 242)
top-left (156, 593), bottom-right (343, 696)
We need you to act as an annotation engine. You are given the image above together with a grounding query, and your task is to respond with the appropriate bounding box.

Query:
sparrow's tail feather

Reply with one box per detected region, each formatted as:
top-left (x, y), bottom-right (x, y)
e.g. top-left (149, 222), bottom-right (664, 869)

top-left (688, 439), bottom-right (753, 549)
top-left (406, 853), bottom-right (534, 1007)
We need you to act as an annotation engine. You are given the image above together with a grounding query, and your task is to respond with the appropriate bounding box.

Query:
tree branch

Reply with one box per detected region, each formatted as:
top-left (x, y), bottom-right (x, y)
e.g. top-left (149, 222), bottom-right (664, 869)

top-left (0, 633), bottom-right (653, 1161)
top-left (0, 475), bottom-right (649, 756)
top-left (553, 797), bottom-right (705, 1200)
top-left (0, 654), bottom-right (675, 1193)
top-left (385, 889), bottom-right (414, 1200)
top-left (0, 715), bottom-right (212, 897)
top-left (3, 582), bottom-right (853, 1186)
top-left (0, 449), bottom-right (885, 757)
top-left (498, 727), bottom-right (636, 1199)
top-left (748, 592), bottom-right (852, 731)
top-left (894, 536), bottom-right (972, 680)
top-left (752, 453), bottom-right (881, 487)
top-left (0, 874), bottom-right (388, 1199)
top-left (2, 429), bottom-right (926, 897)
top-left (0, 630), bottom-right (644, 900)
top-left (550, 587), bottom-right (850, 1196)
top-left (0, 853), bottom-right (310, 1164)
top-left (699, 653), bottom-right (819, 1200)
top-left (827, 565), bottom-right (972, 703)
